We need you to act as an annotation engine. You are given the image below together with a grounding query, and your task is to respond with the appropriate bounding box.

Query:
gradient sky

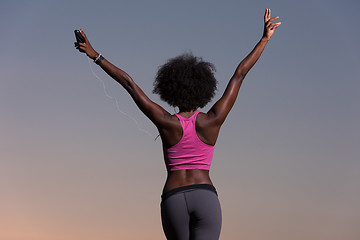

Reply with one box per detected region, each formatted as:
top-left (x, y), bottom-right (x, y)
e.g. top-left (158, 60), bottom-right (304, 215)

top-left (1, 0), bottom-right (359, 239)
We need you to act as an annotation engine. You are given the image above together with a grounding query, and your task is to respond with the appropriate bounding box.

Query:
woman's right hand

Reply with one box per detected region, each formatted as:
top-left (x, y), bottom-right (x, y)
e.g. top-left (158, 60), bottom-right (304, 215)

top-left (262, 8), bottom-right (281, 40)
top-left (74, 29), bottom-right (99, 60)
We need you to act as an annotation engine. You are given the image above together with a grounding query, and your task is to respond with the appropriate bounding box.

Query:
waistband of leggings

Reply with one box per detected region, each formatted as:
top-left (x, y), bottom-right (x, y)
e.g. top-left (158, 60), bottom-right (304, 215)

top-left (161, 184), bottom-right (217, 201)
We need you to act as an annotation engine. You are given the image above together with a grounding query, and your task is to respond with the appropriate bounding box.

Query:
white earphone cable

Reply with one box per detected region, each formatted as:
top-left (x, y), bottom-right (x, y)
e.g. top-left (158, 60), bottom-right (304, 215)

top-left (87, 57), bottom-right (153, 138)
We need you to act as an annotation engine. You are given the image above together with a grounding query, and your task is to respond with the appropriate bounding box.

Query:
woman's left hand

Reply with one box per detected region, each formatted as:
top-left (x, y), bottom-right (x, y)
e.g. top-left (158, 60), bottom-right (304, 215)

top-left (262, 8), bottom-right (281, 40)
top-left (74, 29), bottom-right (98, 60)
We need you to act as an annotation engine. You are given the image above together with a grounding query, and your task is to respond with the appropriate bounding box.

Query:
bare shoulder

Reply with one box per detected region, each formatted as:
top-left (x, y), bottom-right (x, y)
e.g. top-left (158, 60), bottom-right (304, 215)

top-left (196, 111), bottom-right (218, 127)
top-left (196, 111), bottom-right (221, 145)
top-left (158, 113), bottom-right (183, 147)
top-left (156, 111), bottom-right (180, 128)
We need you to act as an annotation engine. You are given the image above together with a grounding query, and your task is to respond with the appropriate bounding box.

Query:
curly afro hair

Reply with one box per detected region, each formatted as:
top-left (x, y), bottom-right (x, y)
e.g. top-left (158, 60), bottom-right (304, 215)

top-left (153, 53), bottom-right (217, 112)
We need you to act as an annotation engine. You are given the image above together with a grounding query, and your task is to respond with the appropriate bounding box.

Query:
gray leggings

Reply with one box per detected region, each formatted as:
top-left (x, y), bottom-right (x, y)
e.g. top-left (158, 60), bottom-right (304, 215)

top-left (161, 184), bottom-right (222, 240)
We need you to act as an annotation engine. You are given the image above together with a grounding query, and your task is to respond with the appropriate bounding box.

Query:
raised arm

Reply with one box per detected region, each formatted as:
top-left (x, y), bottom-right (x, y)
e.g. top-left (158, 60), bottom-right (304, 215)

top-left (208, 8), bottom-right (281, 125)
top-left (75, 30), bottom-right (171, 128)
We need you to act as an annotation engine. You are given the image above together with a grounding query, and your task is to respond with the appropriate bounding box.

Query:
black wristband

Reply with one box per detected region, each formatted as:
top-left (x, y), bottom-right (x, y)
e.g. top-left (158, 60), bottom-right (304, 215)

top-left (94, 54), bottom-right (104, 65)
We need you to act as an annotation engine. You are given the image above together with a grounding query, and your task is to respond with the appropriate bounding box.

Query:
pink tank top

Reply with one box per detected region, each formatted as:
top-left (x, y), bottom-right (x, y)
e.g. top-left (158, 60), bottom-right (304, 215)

top-left (163, 111), bottom-right (215, 171)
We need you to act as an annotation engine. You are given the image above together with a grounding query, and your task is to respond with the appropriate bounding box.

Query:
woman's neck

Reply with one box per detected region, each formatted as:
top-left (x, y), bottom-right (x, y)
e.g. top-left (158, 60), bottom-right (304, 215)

top-left (178, 109), bottom-right (197, 118)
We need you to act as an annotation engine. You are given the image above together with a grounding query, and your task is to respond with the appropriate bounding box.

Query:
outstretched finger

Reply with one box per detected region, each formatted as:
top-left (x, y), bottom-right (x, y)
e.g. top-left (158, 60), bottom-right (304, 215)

top-left (266, 16), bottom-right (279, 26)
top-left (267, 18), bottom-right (280, 29)
top-left (264, 8), bottom-right (270, 22)
top-left (270, 22), bottom-right (281, 30)
top-left (273, 22), bottom-right (282, 29)
top-left (269, 16), bottom-right (279, 23)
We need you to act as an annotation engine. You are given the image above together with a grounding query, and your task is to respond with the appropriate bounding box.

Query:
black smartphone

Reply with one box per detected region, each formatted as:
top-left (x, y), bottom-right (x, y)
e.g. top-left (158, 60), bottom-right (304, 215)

top-left (74, 30), bottom-right (85, 43)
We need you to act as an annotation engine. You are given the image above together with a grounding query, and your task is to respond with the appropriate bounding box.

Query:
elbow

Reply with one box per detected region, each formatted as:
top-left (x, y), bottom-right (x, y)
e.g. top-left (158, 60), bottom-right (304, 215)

top-left (233, 71), bottom-right (246, 83)
top-left (125, 77), bottom-right (135, 89)
top-left (234, 67), bottom-right (247, 80)
top-left (121, 74), bottom-right (136, 91)
top-left (234, 62), bottom-right (251, 80)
